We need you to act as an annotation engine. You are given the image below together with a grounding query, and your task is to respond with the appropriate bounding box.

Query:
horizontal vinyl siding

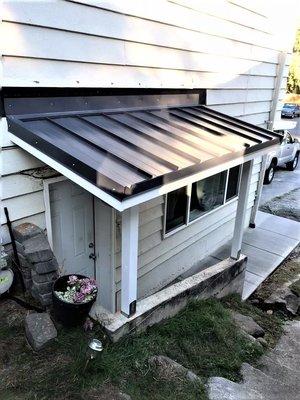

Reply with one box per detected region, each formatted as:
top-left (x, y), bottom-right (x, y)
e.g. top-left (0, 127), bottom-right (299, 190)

top-left (2, 1), bottom-right (289, 89)
top-left (115, 157), bottom-right (262, 303)
top-left (1, 118), bottom-right (47, 244)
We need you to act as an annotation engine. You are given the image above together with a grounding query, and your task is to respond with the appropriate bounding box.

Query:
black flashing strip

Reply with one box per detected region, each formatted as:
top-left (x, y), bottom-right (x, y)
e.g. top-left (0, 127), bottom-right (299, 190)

top-left (3, 89), bottom-right (205, 116)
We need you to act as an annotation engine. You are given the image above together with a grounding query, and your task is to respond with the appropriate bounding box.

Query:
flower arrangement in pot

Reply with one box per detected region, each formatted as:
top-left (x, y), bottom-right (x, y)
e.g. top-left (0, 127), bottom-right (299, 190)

top-left (52, 274), bottom-right (98, 327)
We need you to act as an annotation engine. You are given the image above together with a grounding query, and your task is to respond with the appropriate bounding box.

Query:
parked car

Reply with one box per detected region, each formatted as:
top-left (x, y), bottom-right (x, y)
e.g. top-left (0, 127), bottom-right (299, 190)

top-left (281, 103), bottom-right (300, 118)
top-left (264, 121), bottom-right (299, 184)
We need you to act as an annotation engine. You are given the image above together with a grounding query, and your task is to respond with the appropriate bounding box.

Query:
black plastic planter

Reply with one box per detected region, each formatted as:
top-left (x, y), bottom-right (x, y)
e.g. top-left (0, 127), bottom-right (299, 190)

top-left (52, 274), bottom-right (97, 327)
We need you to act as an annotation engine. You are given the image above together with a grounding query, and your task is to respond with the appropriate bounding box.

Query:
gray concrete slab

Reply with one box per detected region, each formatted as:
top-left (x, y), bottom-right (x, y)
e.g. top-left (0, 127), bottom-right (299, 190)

top-left (255, 211), bottom-right (300, 241)
top-left (242, 227), bottom-right (298, 257)
top-left (242, 243), bottom-right (284, 278)
top-left (242, 282), bottom-right (258, 301)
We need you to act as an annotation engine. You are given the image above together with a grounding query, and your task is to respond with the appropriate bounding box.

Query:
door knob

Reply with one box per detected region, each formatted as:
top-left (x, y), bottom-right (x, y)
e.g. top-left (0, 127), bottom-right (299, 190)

top-left (89, 242), bottom-right (94, 248)
top-left (89, 253), bottom-right (96, 260)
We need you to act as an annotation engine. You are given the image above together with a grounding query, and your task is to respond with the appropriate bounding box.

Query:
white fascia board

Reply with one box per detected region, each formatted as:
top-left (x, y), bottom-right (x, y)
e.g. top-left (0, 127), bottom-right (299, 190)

top-left (9, 133), bottom-right (124, 211)
top-left (9, 133), bottom-right (277, 212)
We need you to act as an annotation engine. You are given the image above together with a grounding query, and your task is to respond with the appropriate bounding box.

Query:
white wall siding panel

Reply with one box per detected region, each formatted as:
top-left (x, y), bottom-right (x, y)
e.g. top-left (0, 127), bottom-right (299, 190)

top-left (206, 89), bottom-right (274, 105)
top-left (2, 174), bottom-right (43, 200)
top-left (69, 0), bottom-right (287, 51)
top-left (239, 113), bottom-right (269, 126)
top-left (2, 3), bottom-right (280, 64)
top-left (209, 102), bottom-right (271, 117)
top-left (2, 23), bottom-right (278, 77)
top-left (1, 147), bottom-right (44, 175)
top-left (1, 191), bottom-right (45, 225)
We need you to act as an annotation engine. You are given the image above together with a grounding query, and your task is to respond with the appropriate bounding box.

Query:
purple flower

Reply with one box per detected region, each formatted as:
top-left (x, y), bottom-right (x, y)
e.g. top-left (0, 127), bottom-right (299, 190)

top-left (74, 291), bottom-right (85, 303)
top-left (68, 275), bottom-right (78, 285)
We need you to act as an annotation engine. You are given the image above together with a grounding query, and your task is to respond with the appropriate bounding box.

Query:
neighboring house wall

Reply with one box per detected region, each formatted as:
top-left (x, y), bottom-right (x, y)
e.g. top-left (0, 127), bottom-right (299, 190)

top-left (0, 1), bottom-right (295, 244)
top-left (114, 157), bottom-right (261, 309)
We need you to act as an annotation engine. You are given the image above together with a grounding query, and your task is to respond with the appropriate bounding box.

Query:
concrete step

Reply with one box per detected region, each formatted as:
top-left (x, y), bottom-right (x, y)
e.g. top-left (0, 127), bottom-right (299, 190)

top-left (240, 363), bottom-right (290, 400)
top-left (207, 377), bottom-right (264, 400)
top-left (282, 321), bottom-right (300, 344)
top-left (259, 354), bottom-right (300, 395)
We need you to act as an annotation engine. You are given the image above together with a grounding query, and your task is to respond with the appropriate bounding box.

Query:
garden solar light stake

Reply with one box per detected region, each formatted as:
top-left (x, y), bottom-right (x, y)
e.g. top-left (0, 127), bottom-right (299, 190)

top-left (83, 339), bottom-right (103, 372)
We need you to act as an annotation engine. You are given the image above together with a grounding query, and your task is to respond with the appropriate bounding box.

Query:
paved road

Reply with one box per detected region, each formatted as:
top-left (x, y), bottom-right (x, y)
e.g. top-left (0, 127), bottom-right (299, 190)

top-left (260, 117), bottom-right (300, 205)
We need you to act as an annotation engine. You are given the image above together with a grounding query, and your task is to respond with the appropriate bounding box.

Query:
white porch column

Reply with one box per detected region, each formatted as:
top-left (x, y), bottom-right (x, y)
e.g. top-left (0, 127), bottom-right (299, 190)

top-left (121, 205), bottom-right (139, 317)
top-left (231, 160), bottom-right (253, 260)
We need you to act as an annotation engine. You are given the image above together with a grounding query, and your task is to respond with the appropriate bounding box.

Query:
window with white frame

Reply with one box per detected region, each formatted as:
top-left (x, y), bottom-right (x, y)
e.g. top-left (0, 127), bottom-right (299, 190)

top-left (164, 165), bottom-right (241, 235)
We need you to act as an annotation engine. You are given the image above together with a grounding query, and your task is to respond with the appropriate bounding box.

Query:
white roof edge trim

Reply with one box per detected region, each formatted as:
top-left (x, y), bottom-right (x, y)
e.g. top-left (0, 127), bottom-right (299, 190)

top-left (10, 133), bottom-right (277, 213)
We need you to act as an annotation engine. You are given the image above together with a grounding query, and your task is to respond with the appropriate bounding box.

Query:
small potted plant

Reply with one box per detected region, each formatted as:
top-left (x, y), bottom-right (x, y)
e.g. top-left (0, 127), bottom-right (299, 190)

top-left (52, 274), bottom-right (98, 327)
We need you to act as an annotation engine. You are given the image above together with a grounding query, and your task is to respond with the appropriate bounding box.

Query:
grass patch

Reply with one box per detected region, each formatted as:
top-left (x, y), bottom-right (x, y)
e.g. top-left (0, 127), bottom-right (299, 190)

top-left (1, 297), bottom-right (269, 400)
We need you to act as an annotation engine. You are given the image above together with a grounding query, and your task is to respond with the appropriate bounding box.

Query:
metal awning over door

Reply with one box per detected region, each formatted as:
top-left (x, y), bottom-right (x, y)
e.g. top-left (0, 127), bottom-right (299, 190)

top-left (7, 103), bottom-right (280, 210)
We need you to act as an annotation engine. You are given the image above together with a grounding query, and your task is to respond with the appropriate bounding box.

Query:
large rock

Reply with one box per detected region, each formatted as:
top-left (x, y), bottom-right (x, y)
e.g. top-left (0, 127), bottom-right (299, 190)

top-left (207, 376), bottom-right (264, 400)
top-left (265, 287), bottom-right (299, 316)
top-left (13, 223), bottom-right (43, 243)
top-left (25, 313), bottom-right (57, 351)
top-left (23, 234), bottom-right (53, 264)
top-left (230, 311), bottom-right (265, 338)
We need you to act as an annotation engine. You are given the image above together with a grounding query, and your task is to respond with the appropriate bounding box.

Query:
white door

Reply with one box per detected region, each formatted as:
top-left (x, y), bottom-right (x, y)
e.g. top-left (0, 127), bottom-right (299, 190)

top-left (50, 180), bottom-right (95, 278)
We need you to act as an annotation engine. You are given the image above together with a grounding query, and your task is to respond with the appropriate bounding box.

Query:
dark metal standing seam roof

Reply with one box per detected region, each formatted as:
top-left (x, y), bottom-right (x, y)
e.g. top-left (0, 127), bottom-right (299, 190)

top-left (7, 105), bottom-right (281, 200)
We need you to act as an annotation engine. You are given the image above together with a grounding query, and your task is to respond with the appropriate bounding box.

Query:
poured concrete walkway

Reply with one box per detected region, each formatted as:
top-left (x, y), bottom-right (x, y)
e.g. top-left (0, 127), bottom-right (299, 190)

top-left (180, 211), bottom-right (300, 300)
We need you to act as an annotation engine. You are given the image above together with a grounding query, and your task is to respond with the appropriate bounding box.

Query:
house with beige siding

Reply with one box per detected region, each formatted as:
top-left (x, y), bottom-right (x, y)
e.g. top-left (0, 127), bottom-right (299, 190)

top-left (0, 1), bottom-right (297, 326)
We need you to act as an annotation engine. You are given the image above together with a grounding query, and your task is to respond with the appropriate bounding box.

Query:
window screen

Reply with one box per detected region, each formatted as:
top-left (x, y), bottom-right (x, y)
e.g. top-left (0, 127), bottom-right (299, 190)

top-left (189, 171), bottom-right (227, 222)
top-left (226, 165), bottom-right (240, 201)
top-left (165, 187), bottom-right (188, 233)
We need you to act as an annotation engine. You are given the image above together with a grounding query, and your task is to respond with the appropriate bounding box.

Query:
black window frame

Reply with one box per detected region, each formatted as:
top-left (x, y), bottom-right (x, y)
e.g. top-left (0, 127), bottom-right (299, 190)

top-left (163, 165), bottom-right (242, 237)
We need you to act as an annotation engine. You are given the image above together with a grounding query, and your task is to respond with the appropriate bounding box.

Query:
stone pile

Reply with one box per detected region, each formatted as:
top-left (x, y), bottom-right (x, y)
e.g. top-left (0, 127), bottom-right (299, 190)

top-left (6, 223), bottom-right (59, 306)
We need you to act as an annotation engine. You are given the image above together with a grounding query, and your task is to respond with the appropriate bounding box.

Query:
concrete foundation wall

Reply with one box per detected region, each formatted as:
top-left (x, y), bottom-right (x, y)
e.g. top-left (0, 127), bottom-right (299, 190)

top-left (92, 255), bottom-right (247, 342)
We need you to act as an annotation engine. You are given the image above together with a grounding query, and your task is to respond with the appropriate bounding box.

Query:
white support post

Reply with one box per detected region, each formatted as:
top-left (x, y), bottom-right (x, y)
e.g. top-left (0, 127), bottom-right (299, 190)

top-left (249, 155), bottom-right (267, 228)
top-left (121, 205), bottom-right (139, 317)
top-left (231, 160), bottom-right (253, 260)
